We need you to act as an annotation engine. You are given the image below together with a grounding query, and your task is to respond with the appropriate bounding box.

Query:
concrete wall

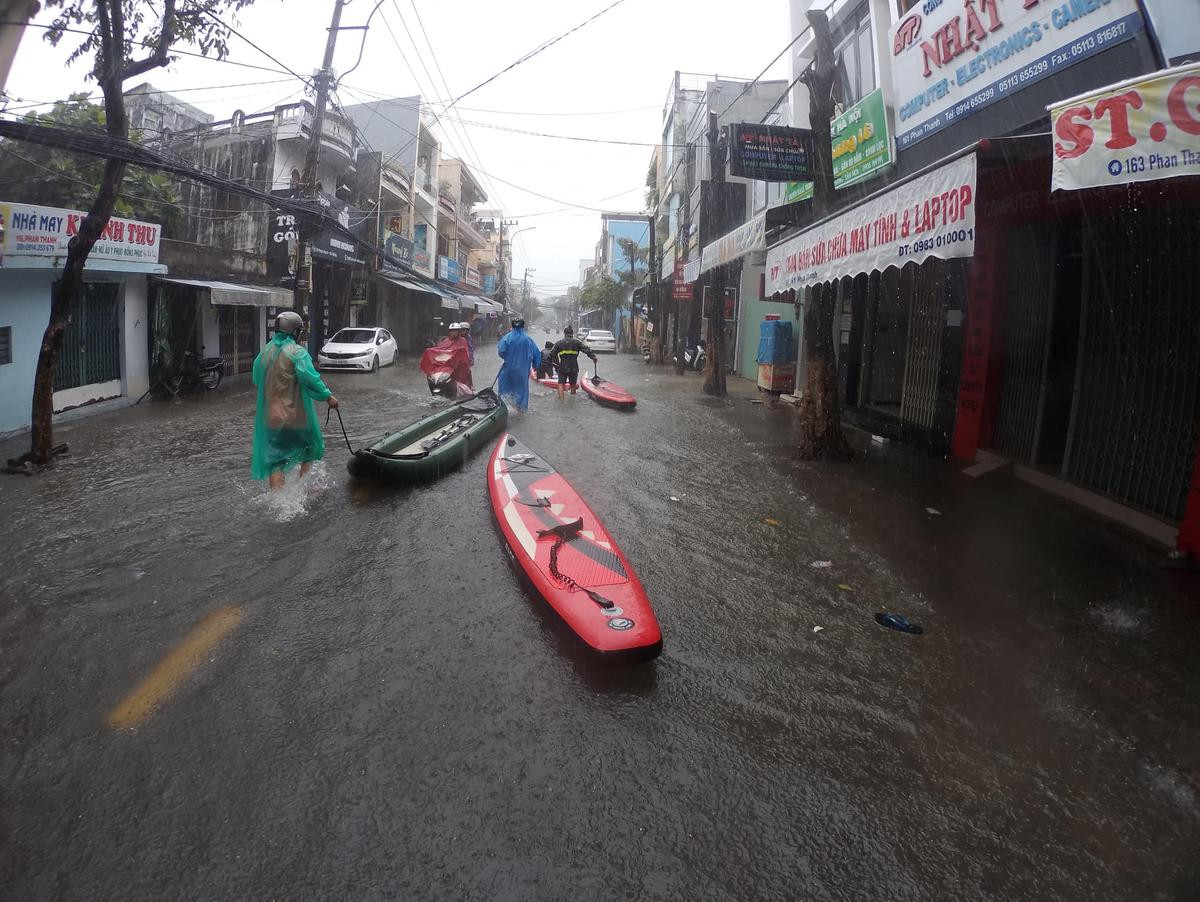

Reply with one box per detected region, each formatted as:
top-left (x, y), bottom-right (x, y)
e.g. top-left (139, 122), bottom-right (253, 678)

top-left (0, 270), bottom-right (50, 433)
top-left (736, 259), bottom-right (801, 379)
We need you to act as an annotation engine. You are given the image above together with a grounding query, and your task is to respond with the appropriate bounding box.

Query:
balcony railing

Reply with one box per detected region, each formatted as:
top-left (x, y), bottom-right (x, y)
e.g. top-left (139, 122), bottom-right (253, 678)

top-left (456, 213), bottom-right (487, 248)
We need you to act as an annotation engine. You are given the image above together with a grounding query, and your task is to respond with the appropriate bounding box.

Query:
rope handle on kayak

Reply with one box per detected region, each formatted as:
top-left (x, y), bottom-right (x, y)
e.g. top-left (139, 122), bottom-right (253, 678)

top-left (326, 405), bottom-right (356, 455)
top-left (538, 518), bottom-right (616, 611)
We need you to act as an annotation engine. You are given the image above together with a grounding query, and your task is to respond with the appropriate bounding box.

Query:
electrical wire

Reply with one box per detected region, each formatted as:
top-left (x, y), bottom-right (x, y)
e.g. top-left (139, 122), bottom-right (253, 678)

top-left (335, 0), bottom-right (390, 86)
top-left (444, 0), bottom-right (631, 111)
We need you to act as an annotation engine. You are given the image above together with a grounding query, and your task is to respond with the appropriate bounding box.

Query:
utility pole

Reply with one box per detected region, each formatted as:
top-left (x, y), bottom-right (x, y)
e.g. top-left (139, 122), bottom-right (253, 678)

top-left (522, 267), bottom-right (535, 322)
top-left (703, 111), bottom-right (727, 397)
top-left (496, 218), bottom-right (516, 310)
top-left (295, 0), bottom-right (346, 356)
top-left (648, 212), bottom-right (660, 362)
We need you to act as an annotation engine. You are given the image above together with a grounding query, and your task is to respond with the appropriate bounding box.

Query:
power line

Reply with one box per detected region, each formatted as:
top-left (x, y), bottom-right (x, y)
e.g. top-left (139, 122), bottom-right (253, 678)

top-left (445, 0), bottom-right (631, 111)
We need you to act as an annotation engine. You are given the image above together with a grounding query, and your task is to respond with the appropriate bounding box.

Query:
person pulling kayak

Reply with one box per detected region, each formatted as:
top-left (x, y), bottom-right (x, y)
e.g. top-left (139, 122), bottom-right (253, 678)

top-left (551, 325), bottom-right (596, 400)
top-left (536, 341), bottom-right (557, 379)
top-left (496, 318), bottom-right (542, 411)
top-left (251, 311), bottom-right (339, 490)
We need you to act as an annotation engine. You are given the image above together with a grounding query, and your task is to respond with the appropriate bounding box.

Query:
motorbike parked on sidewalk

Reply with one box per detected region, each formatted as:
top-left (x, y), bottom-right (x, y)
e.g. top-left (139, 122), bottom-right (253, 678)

top-left (674, 340), bottom-right (707, 373)
top-left (171, 349), bottom-right (224, 394)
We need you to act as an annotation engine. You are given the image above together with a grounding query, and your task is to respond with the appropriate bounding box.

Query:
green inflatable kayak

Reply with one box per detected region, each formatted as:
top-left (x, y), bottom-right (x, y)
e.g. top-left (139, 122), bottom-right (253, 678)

top-left (347, 388), bottom-right (508, 482)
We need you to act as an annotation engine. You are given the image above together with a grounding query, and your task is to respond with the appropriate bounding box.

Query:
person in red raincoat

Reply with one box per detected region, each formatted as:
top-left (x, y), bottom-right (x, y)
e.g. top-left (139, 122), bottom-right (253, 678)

top-left (419, 322), bottom-right (474, 397)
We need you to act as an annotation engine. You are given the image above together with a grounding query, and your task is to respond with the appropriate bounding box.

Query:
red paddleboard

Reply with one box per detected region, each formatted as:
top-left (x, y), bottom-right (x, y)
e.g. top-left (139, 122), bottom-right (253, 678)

top-left (529, 368), bottom-right (559, 389)
top-left (580, 372), bottom-right (636, 409)
top-left (488, 434), bottom-right (662, 659)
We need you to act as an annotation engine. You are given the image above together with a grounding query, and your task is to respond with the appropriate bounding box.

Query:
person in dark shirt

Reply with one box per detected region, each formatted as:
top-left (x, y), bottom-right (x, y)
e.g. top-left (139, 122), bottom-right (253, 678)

top-left (551, 325), bottom-right (596, 400)
top-left (536, 341), bottom-right (556, 379)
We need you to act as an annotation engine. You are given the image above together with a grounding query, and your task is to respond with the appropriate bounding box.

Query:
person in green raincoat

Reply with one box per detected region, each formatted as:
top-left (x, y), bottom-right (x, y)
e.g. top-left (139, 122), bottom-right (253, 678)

top-left (251, 311), bottom-right (339, 489)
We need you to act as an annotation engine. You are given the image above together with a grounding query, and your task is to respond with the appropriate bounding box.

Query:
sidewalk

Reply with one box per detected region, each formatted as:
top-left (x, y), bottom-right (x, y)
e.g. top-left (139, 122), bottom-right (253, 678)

top-left (716, 371), bottom-right (1200, 795)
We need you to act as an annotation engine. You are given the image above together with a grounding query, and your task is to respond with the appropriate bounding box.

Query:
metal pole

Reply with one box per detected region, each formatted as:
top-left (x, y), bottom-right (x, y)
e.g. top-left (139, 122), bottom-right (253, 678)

top-left (295, 0), bottom-right (346, 355)
top-left (704, 111), bottom-right (727, 396)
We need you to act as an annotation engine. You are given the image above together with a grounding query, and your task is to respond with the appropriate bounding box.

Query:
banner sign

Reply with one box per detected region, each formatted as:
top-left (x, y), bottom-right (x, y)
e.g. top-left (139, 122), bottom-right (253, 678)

top-left (0, 201), bottom-right (160, 266)
top-left (700, 213), bottom-right (765, 275)
top-left (464, 265), bottom-right (482, 288)
top-left (437, 255), bottom-right (462, 283)
top-left (1050, 62), bottom-right (1200, 191)
top-left (766, 153), bottom-right (976, 293)
top-left (729, 124), bottom-right (813, 181)
top-left (832, 88), bottom-right (894, 189)
top-left (672, 260), bottom-right (691, 300)
top-left (483, 273), bottom-right (497, 294)
top-left (890, 0), bottom-right (1142, 150)
top-left (415, 249), bottom-right (431, 272)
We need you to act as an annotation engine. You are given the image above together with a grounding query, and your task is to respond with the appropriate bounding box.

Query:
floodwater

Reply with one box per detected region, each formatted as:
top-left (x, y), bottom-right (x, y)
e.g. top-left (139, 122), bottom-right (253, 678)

top-left (2, 345), bottom-right (1199, 900)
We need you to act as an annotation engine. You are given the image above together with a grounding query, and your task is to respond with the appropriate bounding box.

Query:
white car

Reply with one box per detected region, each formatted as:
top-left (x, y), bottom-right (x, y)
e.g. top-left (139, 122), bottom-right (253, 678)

top-left (317, 327), bottom-right (398, 372)
top-left (585, 329), bottom-right (616, 352)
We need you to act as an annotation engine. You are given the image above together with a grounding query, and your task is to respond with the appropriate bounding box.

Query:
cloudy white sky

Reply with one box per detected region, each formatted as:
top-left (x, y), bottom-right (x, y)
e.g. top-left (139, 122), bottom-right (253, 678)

top-left (4, 0), bottom-right (791, 294)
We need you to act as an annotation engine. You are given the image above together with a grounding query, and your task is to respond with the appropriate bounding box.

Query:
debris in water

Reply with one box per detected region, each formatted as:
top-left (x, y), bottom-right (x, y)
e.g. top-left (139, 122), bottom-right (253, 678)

top-left (765, 517), bottom-right (782, 526)
top-left (837, 583), bottom-right (853, 591)
top-left (812, 626), bottom-right (824, 633)
top-left (874, 612), bottom-right (924, 634)
top-left (669, 496), bottom-right (681, 503)
top-left (870, 434), bottom-right (890, 445)
top-left (810, 560), bottom-right (832, 569)
top-left (926, 507), bottom-right (942, 515)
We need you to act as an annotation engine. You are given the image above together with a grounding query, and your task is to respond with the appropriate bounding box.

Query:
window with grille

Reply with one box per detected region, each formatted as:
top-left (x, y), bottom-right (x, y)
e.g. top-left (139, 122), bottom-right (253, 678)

top-left (0, 326), bottom-right (11, 365)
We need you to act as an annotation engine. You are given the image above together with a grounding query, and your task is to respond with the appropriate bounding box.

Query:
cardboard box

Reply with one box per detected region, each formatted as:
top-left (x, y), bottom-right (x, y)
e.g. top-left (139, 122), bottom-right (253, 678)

top-left (757, 363), bottom-right (796, 393)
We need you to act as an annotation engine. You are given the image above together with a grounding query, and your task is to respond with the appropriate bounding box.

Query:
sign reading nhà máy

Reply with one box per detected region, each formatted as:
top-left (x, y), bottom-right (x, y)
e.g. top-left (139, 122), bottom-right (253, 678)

top-left (0, 201), bottom-right (161, 266)
top-left (890, 0), bottom-right (1143, 150)
top-left (1050, 62), bottom-right (1200, 191)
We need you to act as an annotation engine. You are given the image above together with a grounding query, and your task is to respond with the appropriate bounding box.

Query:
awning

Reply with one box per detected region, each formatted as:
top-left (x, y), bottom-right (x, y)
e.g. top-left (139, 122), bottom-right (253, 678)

top-left (682, 259), bottom-right (701, 285)
top-left (377, 269), bottom-right (461, 307)
top-left (157, 277), bottom-right (292, 307)
top-left (699, 213), bottom-right (765, 277)
top-left (765, 152), bottom-right (977, 294)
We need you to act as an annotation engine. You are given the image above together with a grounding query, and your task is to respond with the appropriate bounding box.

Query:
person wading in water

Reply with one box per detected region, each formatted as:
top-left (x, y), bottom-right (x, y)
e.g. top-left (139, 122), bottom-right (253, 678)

top-left (551, 325), bottom-right (596, 400)
top-left (251, 311), bottom-right (339, 490)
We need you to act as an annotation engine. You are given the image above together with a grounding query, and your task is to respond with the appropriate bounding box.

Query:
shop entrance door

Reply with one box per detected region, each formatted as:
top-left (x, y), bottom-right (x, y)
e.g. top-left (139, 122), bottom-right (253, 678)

top-left (53, 282), bottom-right (121, 392)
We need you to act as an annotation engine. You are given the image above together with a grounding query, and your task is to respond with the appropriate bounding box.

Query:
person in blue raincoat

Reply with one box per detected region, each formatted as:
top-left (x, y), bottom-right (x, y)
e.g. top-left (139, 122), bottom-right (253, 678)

top-left (496, 318), bottom-right (542, 410)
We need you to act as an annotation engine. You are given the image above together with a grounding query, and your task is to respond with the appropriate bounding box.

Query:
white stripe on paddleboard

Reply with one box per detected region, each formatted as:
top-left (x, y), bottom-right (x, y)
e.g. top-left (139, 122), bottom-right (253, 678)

top-left (501, 473), bottom-right (518, 501)
top-left (503, 501), bottom-right (537, 559)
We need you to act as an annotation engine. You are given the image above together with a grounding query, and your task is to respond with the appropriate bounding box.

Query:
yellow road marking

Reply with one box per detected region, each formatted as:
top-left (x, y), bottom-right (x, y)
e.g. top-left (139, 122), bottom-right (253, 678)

top-left (107, 605), bottom-right (245, 729)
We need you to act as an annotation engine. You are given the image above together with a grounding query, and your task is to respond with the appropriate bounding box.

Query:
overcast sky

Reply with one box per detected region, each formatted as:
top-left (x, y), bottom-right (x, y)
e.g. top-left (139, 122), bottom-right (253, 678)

top-left (4, 0), bottom-right (790, 294)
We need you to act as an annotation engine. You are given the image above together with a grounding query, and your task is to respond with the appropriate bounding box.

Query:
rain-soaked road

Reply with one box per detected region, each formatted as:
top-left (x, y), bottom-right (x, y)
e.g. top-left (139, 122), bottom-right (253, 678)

top-left (2, 344), bottom-right (1200, 900)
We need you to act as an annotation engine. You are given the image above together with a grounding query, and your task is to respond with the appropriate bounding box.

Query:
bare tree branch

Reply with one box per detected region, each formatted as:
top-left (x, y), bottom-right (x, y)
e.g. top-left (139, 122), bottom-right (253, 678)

top-left (121, 0), bottom-right (177, 80)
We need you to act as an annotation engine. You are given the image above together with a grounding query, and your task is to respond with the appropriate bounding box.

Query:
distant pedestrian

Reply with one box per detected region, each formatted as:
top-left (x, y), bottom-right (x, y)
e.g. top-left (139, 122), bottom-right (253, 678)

top-left (251, 311), bottom-right (338, 490)
top-left (496, 317), bottom-right (541, 410)
top-left (551, 325), bottom-right (596, 400)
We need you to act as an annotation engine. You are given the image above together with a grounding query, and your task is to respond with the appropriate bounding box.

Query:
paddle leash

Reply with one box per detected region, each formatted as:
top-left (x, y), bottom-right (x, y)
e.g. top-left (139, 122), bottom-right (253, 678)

top-left (537, 518), bottom-right (617, 611)
top-left (326, 405), bottom-right (356, 454)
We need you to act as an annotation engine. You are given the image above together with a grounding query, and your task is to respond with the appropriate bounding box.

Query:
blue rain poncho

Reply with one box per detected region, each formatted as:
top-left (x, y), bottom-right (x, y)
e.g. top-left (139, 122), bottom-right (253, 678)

top-left (496, 326), bottom-right (542, 410)
top-left (250, 333), bottom-right (333, 479)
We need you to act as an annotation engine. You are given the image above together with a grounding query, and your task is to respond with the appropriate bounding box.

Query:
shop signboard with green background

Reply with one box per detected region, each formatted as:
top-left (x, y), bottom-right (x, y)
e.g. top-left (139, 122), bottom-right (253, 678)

top-left (832, 88), bottom-right (893, 190)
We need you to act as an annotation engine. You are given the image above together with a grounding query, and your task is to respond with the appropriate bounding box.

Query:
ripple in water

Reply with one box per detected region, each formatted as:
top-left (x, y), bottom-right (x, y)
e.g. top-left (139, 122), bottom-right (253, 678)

top-left (247, 461), bottom-right (333, 522)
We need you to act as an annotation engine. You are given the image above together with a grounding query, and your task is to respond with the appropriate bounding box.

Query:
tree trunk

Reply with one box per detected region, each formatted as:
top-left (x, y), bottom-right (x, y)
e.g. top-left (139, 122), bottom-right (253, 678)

top-left (703, 269), bottom-right (727, 396)
top-left (795, 283), bottom-right (852, 460)
top-left (27, 158), bottom-right (128, 464)
top-left (794, 7), bottom-right (850, 461)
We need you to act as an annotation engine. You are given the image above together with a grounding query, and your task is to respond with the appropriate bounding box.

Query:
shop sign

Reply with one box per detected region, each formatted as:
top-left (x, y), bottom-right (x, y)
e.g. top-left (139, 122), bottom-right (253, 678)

top-left (483, 273), bottom-right (497, 293)
top-left (672, 260), bottom-right (691, 300)
top-left (464, 265), bottom-right (482, 288)
top-left (784, 181), bottom-right (814, 204)
top-left (766, 153), bottom-right (976, 293)
top-left (832, 88), bottom-right (893, 189)
top-left (729, 124), bottom-right (813, 181)
top-left (699, 213), bottom-right (765, 276)
top-left (890, 0), bottom-right (1143, 150)
top-left (0, 201), bottom-right (160, 266)
top-left (384, 232), bottom-right (414, 266)
top-left (437, 255), bottom-right (462, 283)
top-left (1050, 62), bottom-right (1200, 191)
top-left (415, 248), bottom-right (432, 272)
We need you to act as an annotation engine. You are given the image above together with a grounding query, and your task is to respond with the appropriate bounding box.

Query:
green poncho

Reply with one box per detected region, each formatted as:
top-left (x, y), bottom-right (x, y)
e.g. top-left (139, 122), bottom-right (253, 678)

top-left (251, 333), bottom-right (332, 479)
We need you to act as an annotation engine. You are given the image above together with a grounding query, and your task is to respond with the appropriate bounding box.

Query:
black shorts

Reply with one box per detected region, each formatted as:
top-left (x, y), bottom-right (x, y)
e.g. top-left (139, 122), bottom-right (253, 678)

top-left (557, 365), bottom-right (579, 386)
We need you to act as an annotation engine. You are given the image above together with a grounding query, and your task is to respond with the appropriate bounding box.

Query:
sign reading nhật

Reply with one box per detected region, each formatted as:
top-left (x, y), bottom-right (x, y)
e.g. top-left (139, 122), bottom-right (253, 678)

top-left (889, 0), bottom-right (1142, 151)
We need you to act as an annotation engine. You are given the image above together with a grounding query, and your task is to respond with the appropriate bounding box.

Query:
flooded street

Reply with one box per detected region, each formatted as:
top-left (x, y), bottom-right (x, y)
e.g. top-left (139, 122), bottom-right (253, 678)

top-left (2, 348), bottom-right (1199, 900)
